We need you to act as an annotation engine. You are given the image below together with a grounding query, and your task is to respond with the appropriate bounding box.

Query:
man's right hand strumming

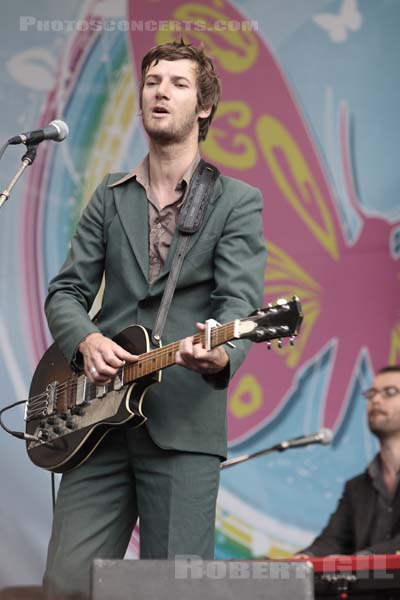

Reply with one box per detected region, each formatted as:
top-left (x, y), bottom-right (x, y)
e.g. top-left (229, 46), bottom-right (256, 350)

top-left (79, 332), bottom-right (138, 384)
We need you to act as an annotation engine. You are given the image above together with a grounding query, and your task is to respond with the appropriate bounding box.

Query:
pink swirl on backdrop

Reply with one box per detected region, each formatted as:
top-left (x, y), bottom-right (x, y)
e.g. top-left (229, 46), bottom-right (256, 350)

top-left (128, 0), bottom-right (400, 442)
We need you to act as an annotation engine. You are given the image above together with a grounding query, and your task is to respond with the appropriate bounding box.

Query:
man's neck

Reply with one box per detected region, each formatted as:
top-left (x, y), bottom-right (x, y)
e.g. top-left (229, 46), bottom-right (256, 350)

top-left (379, 436), bottom-right (400, 493)
top-left (148, 139), bottom-right (200, 206)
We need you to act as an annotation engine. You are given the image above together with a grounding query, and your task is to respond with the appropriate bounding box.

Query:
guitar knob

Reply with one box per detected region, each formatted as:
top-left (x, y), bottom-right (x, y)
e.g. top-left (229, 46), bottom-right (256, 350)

top-left (38, 429), bottom-right (49, 441)
top-left (53, 425), bottom-right (62, 435)
top-left (66, 420), bottom-right (75, 430)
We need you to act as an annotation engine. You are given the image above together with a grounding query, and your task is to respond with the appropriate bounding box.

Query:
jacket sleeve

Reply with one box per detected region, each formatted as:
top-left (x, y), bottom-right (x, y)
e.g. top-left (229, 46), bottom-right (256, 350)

top-left (203, 184), bottom-right (267, 388)
top-left (300, 481), bottom-right (356, 556)
top-left (357, 534), bottom-right (400, 555)
top-left (44, 175), bottom-right (112, 366)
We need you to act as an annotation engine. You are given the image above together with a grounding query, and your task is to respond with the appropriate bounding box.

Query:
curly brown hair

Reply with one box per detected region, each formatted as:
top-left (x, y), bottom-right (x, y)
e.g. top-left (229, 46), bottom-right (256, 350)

top-left (140, 40), bottom-right (221, 142)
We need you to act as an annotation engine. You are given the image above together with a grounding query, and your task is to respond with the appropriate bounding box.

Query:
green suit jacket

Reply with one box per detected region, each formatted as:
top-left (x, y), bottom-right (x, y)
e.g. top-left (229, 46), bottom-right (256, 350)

top-left (45, 171), bottom-right (266, 458)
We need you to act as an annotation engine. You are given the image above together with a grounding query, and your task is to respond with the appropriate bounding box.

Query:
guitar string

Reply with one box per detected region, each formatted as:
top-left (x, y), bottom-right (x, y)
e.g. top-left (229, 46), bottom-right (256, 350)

top-left (25, 323), bottom-right (257, 420)
top-left (26, 323), bottom-right (236, 416)
top-left (25, 308), bottom-right (296, 422)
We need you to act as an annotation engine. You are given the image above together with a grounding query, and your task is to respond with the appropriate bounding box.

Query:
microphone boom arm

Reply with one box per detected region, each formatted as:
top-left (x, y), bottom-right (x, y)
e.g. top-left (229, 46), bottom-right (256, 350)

top-left (220, 444), bottom-right (281, 470)
top-left (221, 429), bottom-right (333, 470)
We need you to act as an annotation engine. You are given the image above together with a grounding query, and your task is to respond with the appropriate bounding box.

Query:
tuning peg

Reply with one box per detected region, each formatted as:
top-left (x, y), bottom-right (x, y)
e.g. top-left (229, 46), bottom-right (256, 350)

top-left (268, 305), bottom-right (278, 313)
top-left (290, 336), bottom-right (295, 346)
top-left (266, 341), bottom-right (271, 350)
top-left (276, 298), bottom-right (288, 305)
top-left (277, 338), bottom-right (282, 349)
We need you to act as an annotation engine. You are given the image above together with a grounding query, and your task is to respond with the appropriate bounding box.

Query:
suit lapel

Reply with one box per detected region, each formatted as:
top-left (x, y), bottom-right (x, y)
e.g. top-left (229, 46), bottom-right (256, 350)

top-left (112, 174), bottom-right (223, 289)
top-left (114, 180), bottom-right (149, 282)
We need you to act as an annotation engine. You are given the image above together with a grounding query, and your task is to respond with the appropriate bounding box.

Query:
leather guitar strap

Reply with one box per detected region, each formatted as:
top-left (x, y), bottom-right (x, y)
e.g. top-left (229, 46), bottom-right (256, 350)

top-left (151, 159), bottom-right (220, 346)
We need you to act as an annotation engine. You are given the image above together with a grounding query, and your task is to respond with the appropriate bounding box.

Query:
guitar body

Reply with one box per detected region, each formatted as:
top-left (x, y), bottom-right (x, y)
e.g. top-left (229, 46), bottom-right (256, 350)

top-left (26, 325), bottom-right (160, 473)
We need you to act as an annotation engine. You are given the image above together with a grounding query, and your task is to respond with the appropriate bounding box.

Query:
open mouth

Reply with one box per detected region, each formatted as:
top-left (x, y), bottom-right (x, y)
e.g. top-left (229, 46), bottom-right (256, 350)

top-left (152, 106), bottom-right (170, 115)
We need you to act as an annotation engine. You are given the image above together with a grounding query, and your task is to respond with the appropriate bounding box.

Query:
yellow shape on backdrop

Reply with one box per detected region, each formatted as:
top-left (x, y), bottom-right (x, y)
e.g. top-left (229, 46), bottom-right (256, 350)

top-left (257, 115), bottom-right (339, 261)
top-left (155, 2), bottom-right (258, 73)
top-left (389, 321), bottom-right (400, 364)
top-left (203, 101), bottom-right (257, 169)
top-left (265, 241), bottom-right (321, 368)
top-left (230, 374), bottom-right (263, 418)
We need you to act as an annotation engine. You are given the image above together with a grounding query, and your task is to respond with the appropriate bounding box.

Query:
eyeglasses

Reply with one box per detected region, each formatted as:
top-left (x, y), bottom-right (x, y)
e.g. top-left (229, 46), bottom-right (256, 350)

top-left (362, 386), bottom-right (400, 401)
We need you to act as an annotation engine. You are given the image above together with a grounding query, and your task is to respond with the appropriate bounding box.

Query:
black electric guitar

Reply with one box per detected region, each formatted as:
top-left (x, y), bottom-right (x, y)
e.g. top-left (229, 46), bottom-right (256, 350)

top-left (25, 297), bottom-right (302, 473)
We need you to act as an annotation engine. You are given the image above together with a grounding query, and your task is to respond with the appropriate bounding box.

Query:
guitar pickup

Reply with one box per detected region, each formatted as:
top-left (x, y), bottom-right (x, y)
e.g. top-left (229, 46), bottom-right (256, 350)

top-left (114, 369), bottom-right (124, 391)
top-left (44, 381), bottom-right (57, 416)
top-left (75, 375), bottom-right (87, 406)
top-left (96, 385), bottom-right (107, 399)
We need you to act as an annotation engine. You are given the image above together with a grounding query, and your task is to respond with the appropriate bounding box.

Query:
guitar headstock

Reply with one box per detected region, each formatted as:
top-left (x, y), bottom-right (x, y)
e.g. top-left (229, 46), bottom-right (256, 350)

top-left (237, 297), bottom-right (303, 347)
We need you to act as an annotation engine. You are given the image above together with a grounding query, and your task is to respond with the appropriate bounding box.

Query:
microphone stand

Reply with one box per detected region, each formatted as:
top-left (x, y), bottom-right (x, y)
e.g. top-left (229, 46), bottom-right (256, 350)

top-left (220, 441), bottom-right (288, 470)
top-left (0, 144), bottom-right (38, 210)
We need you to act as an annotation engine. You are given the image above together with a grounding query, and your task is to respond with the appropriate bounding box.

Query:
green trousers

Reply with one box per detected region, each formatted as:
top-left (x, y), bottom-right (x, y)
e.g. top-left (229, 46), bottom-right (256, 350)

top-left (43, 425), bottom-right (220, 599)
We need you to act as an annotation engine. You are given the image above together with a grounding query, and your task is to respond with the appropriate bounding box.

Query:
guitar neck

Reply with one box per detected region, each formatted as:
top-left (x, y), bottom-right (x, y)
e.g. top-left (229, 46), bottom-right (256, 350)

top-left (123, 321), bottom-right (236, 383)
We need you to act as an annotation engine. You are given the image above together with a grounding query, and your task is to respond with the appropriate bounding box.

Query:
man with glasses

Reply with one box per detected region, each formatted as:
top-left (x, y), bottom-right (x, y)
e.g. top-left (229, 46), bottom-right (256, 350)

top-left (299, 365), bottom-right (400, 556)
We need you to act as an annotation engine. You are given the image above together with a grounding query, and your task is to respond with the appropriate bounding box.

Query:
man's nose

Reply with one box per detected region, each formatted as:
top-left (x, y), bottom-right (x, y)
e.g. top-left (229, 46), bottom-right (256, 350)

top-left (369, 393), bottom-right (384, 408)
top-left (156, 81), bottom-right (170, 99)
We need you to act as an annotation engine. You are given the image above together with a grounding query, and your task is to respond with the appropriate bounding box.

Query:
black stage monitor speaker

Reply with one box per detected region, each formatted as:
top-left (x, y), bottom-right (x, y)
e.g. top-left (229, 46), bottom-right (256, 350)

top-left (91, 558), bottom-right (314, 600)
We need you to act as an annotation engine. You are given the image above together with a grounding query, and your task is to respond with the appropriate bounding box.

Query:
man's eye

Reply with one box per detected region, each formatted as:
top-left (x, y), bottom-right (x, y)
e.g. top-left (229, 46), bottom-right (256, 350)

top-left (385, 386), bottom-right (400, 397)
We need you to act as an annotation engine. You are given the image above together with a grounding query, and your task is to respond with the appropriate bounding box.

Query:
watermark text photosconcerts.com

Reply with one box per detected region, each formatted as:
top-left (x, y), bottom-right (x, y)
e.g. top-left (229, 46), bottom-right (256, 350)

top-left (19, 17), bottom-right (259, 33)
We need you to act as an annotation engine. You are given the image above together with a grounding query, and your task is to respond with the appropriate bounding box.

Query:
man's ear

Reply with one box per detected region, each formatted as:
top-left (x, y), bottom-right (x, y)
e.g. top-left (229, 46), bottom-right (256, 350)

top-left (198, 106), bottom-right (212, 119)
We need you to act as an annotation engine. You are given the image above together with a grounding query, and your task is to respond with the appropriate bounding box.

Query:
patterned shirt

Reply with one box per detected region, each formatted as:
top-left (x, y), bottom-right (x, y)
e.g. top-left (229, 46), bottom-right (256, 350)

top-left (112, 153), bottom-right (200, 284)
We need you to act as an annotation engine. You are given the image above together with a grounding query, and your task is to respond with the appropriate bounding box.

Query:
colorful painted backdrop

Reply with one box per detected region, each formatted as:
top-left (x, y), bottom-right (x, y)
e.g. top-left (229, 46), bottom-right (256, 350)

top-left (0, 0), bottom-right (399, 587)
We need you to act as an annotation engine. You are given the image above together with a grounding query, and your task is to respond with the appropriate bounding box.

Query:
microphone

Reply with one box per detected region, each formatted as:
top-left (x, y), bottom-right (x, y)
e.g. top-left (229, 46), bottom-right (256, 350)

top-left (220, 428), bottom-right (333, 469)
top-left (278, 428), bottom-right (333, 450)
top-left (8, 119), bottom-right (69, 145)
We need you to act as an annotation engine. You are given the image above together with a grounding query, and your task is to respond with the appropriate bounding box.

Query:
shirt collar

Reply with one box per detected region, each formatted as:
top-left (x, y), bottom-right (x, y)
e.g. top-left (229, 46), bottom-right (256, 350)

top-left (368, 453), bottom-right (400, 499)
top-left (108, 152), bottom-right (201, 190)
top-left (368, 453), bottom-right (382, 481)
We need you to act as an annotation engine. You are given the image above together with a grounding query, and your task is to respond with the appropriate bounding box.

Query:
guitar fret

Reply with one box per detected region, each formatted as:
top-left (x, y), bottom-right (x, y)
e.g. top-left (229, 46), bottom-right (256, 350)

top-left (211, 323), bottom-right (232, 348)
top-left (120, 326), bottom-right (236, 385)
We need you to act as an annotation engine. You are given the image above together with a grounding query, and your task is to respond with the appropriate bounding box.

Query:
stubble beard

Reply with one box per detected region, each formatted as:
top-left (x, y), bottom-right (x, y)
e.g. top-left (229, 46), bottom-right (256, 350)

top-left (143, 107), bottom-right (200, 145)
top-left (368, 416), bottom-right (400, 440)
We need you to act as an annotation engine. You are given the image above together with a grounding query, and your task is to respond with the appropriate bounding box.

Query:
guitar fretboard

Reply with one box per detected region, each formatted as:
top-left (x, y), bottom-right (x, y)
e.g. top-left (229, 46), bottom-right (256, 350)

top-left (124, 321), bottom-right (236, 383)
